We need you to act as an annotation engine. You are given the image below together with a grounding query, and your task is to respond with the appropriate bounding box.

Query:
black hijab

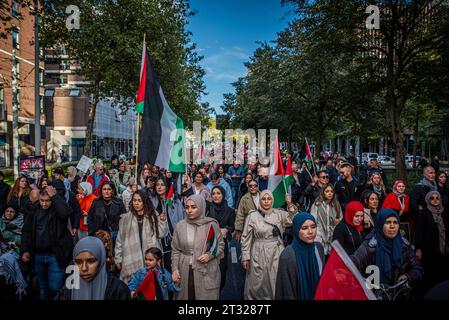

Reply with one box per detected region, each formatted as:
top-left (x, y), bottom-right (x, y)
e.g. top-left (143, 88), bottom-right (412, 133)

top-left (209, 185), bottom-right (228, 216)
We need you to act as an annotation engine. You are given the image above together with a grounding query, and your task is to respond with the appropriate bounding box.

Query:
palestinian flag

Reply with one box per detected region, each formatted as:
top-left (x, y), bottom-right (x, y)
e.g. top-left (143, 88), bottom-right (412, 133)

top-left (135, 270), bottom-right (157, 300)
top-left (136, 41), bottom-right (186, 172)
top-left (166, 183), bottom-right (174, 208)
top-left (305, 138), bottom-right (313, 168)
top-left (205, 224), bottom-right (218, 257)
top-left (284, 156), bottom-right (295, 187)
top-left (268, 136), bottom-right (287, 208)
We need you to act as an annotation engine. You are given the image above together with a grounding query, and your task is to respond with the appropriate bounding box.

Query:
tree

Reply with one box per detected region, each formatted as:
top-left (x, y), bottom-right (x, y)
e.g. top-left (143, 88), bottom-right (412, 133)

top-left (41, 0), bottom-right (207, 156)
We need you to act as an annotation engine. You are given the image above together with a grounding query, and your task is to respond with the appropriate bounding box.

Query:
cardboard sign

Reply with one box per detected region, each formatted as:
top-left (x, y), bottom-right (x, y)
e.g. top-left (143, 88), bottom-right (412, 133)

top-left (76, 155), bottom-right (93, 173)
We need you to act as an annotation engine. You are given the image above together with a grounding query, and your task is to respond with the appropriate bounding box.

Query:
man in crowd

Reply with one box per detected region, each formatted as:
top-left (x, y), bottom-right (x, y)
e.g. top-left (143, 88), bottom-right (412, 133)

top-left (335, 162), bottom-right (359, 211)
top-left (367, 158), bottom-right (387, 185)
top-left (228, 160), bottom-right (244, 205)
top-left (325, 159), bottom-right (339, 185)
top-left (304, 170), bottom-right (330, 206)
top-left (21, 186), bottom-right (74, 300)
top-left (87, 162), bottom-right (110, 196)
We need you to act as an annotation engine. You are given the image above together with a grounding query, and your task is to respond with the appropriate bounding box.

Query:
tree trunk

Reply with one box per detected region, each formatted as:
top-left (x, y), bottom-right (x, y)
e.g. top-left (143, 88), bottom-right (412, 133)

top-left (388, 91), bottom-right (407, 183)
top-left (83, 94), bottom-right (99, 157)
top-left (315, 130), bottom-right (323, 158)
top-left (412, 105), bottom-right (420, 168)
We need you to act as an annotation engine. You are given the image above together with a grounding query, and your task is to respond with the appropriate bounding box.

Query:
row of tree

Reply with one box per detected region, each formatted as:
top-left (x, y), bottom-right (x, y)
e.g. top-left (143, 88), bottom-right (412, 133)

top-left (223, 0), bottom-right (449, 180)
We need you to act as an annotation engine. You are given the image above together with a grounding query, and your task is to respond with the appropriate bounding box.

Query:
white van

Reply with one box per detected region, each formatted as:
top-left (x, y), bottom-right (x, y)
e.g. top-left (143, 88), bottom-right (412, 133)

top-left (362, 153), bottom-right (379, 163)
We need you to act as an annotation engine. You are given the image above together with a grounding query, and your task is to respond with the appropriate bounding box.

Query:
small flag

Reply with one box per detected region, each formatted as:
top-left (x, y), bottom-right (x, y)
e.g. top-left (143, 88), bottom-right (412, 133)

top-left (284, 156), bottom-right (295, 187)
top-left (314, 240), bottom-right (377, 300)
top-left (205, 224), bottom-right (218, 257)
top-left (135, 270), bottom-right (157, 300)
top-left (166, 183), bottom-right (174, 208)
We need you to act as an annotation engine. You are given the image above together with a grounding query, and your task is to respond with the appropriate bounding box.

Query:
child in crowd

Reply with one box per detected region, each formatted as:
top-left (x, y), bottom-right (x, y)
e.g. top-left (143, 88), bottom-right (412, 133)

top-left (128, 247), bottom-right (180, 300)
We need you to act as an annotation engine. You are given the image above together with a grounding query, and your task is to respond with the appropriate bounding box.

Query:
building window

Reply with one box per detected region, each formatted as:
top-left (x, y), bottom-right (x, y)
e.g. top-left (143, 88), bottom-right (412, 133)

top-left (12, 27), bottom-right (20, 49)
top-left (69, 89), bottom-right (80, 97)
top-left (59, 74), bottom-right (68, 84)
top-left (45, 89), bottom-right (54, 97)
top-left (16, 61), bottom-right (20, 79)
top-left (60, 60), bottom-right (70, 70)
top-left (39, 69), bottom-right (44, 85)
top-left (12, 0), bottom-right (20, 18)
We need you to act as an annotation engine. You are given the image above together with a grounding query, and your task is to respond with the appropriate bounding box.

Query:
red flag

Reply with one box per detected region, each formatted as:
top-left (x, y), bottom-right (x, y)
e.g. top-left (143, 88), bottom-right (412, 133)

top-left (273, 136), bottom-right (284, 176)
top-left (135, 270), bottom-right (157, 300)
top-left (314, 241), bottom-right (377, 300)
top-left (285, 156), bottom-right (293, 176)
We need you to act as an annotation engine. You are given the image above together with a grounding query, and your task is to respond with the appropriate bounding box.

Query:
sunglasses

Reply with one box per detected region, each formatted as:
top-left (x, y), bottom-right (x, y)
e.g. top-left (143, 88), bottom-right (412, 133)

top-left (430, 196), bottom-right (440, 200)
top-left (249, 184), bottom-right (258, 188)
top-left (320, 175), bottom-right (329, 179)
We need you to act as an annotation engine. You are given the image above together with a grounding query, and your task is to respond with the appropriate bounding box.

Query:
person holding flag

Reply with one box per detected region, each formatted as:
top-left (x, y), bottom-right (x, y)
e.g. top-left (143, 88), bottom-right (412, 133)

top-left (151, 178), bottom-right (185, 273)
top-left (114, 190), bottom-right (168, 284)
top-left (275, 212), bottom-right (325, 300)
top-left (171, 195), bottom-right (224, 300)
top-left (241, 190), bottom-right (297, 300)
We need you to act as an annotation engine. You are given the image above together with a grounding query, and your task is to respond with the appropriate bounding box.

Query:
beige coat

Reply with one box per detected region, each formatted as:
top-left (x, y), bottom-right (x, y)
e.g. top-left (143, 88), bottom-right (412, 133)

top-left (114, 212), bottom-right (168, 284)
top-left (235, 192), bottom-right (258, 232)
top-left (241, 208), bottom-right (294, 300)
top-left (171, 219), bottom-right (225, 300)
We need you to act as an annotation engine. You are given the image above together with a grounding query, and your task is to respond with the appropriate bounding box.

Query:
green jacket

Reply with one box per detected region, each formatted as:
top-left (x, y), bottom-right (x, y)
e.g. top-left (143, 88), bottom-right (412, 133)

top-left (235, 192), bottom-right (258, 232)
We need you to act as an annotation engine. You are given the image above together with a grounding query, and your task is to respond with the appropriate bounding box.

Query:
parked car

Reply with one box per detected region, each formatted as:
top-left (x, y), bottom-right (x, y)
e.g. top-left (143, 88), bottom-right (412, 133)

top-left (378, 156), bottom-right (395, 167)
top-left (362, 152), bottom-right (379, 163)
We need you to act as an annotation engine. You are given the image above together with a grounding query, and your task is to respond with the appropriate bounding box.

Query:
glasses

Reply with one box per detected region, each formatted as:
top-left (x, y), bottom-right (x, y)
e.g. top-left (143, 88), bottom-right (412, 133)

top-left (430, 196), bottom-right (440, 200)
top-left (249, 184), bottom-right (258, 188)
top-left (320, 175), bottom-right (329, 179)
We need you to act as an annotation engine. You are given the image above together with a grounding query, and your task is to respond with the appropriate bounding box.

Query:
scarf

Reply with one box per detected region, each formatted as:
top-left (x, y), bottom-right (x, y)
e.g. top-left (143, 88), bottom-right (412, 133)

top-left (209, 185), bottom-right (228, 216)
top-left (374, 209), bottom-right (403, 284)
top-left (418, 178), bottom-right (438, 192)
top-left (185, 195), bottom-right (215, 226)
top-left (425, 191), bottom-right (447, 254)
top-left (392, 180), bottom-right (406, 199)
top-left (344, 201), bottom-right (364, 232)
top-left (72, 236), bottom-right (108, 300)
top-left (259, 190), bottom-right (274, 216)
top-left (1, 212), bottom-right (24, 235)
top-left (291, 212), bottom-right (320, 300)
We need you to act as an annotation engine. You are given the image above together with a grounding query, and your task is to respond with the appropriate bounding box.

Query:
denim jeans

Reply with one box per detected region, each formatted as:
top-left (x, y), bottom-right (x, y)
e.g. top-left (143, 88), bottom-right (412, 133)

top-left (34, 254), bottom-right (65, 300)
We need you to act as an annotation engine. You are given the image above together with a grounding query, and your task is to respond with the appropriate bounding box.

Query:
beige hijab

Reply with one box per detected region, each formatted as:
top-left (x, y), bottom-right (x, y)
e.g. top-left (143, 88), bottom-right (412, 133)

top-left (259, 190), bottom-right (274, 216)
top-left (185, 194), bottom-right (215, 226)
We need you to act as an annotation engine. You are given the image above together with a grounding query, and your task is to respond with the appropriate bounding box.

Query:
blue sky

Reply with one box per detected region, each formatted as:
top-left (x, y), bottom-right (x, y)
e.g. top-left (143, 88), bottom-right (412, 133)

top-left (188, 0), bottom-right (294, 115)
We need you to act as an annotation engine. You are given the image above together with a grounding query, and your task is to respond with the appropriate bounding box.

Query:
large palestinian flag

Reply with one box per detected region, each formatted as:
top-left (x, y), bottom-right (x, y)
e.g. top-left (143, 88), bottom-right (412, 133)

top-left (268, 136), bottom-right (288, 208)
top-left (136, 41), bottom-right (186, 172)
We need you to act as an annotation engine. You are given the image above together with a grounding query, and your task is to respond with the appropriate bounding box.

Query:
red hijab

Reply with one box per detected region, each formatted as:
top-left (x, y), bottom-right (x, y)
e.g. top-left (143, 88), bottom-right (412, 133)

top-left (344, 201), bottom-right (365, 232)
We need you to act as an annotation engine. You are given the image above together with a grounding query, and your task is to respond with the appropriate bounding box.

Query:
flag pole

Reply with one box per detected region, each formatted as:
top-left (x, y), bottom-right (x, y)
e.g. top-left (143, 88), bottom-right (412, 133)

top-left (306, 137), bottom-right (317, 177)
top-left (136, 33), bottom-right (146, 177)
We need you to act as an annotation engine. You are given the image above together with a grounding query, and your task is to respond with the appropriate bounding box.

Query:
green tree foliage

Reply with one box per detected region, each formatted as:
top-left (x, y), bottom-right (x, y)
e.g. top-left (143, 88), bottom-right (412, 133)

top-left (40, 0), bottom-right (208, 156)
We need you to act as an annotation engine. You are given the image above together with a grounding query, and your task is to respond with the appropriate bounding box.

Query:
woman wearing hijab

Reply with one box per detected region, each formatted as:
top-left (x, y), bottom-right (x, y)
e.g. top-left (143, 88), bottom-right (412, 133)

top-left (414, 191), bottom-right (449, 294)
top-left (382, 180), bottom-right (410, 216)
top-left (275, 213), bottom-right (325, 300)
top-left (55, 236), bottom-right (130, 300)
top-left (241, 190), bottom-right (297, 300)
top-left (332, 201), bottom-right (366, 255)
top-left (351, 209), bottom-right (423, 294)
top-left (206, 185), bottom-right (236, 290)
top-left (171, 195), bottom-right (224, 300)
top-left (437, 171), bottom-right (449, 209)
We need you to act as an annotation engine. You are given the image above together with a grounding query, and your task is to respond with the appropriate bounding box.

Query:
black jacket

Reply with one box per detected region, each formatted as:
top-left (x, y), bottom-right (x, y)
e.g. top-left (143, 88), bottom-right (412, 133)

top-left (414, 208), bottom-right (449, 260)
top-left (206, 201), bottom-right (235, 241)
top-left (21, 194), bottom-right (74, 269)
top-left (409, 183), bottom-right (433, 214)
top-left (7, 194), bottom-right (30, 218)
top-left (333, 219), bottom-right (365, 255)
top-left (55, 272), bottom-right (131, 300)
top-left (437, 185), bottom-right (449, 210)
top-left (0, 181), bottom-right (11, 214)
top-left (88, 197), bottom-right (126, 235)
top-left (304, 184), bottom-right (322, 204)
top-left (335, 179), bottom-right (359, 212)
top-left (275, 243), bottom-right (325, 300)
top-left (351, 237), bottom-right (424, 287)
